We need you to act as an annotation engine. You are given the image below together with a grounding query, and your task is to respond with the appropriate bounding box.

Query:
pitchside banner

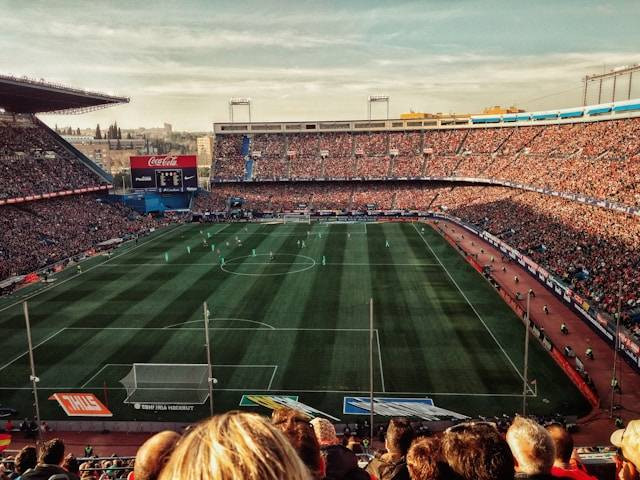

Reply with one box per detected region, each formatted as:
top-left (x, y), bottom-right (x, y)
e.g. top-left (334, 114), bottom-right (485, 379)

top-left (130, 155), bottom-right (197, 192)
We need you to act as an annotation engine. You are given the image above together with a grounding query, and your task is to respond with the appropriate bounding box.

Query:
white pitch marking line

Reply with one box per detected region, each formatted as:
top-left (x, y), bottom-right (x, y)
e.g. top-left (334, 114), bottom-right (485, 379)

top-left (412, 222), bottom-right (533, 394)
top-left (267, 366), bottom-right (278, 391)
top-left (164, 318), bottom-right (276, 330)
top-left (99, 262), bottom-right (441, 267)
top-left (0, 223), bottom-right (186, 315)
top-left (80, 363), bottom-right (131, 388)
top-left (0, 386), bottom-right (537, 397)
top-left (0, 328), bottom-right (66, 373)
top-left (64, 327), bottom-right (374, 332)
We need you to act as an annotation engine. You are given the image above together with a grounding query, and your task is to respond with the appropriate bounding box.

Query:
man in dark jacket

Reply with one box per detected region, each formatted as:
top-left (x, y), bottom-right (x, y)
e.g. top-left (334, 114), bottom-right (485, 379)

top-left (366, 418), bottom-right (414, 480)
top-left (311, 417), bottom-right (370, 480)
top-left (22, 438), bottom-right (79, 480)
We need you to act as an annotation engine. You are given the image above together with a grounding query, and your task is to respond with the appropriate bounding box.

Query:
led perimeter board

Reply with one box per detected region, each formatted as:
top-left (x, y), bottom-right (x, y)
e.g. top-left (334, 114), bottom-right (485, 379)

top-left (130, 155), bottom-right (198, 192)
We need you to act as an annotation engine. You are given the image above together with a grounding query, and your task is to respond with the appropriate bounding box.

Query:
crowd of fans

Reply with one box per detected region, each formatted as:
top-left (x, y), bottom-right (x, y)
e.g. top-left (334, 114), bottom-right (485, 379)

top-left (0, 118), bottom-right (107, 199)
top-left (212, 136), bottom-right (244, 179)
top-left (213, 116), bottom-right (640, 205)
top-left (446, 187), bottom-right (640, 326)
top-left (0, 194), bottom-right (168, 280)
top-left (4, 412), bottom-right (637, 480)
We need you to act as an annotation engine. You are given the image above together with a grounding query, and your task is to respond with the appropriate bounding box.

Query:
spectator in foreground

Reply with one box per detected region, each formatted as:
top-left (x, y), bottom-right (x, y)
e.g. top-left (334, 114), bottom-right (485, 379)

top-left (62, 455), bottom-right (80, 477)
top-left (506, 417), bottom-right (555, 479)
top-left (159, 411), bottom-right (311, 480)
top-left (133, 431), bottom-right (180, 480)
top-left (366, 417), bottom-right (414, 480)
top-left (22, 438), bottom-right (79, 480)
top-left (272, 409), bottom-right (325, 480)
top-left (545, 424), bottom-right (596, 480)
top-left (407, 436), bottom-right (458, 480)
top-left (611, 419), bottom-right (640, 480)
top-left (11, 446), bottom-right (37, 480)
top-left (442, 422), bottom-right (514, 480)
top-left (310, 417), bottom-right (370, 480)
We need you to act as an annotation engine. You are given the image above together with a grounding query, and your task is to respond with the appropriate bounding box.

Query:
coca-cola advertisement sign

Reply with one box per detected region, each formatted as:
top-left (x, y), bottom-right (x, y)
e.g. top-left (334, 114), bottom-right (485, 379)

top-left (130, 155), bottom-right (196, 169)
top-left (130, 155), bottom-right (198, 192)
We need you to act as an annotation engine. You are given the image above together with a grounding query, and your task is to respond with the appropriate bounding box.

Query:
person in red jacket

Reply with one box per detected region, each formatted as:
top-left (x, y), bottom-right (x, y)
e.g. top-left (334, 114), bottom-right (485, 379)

top-left (546, 424), bottom-right (596, 480)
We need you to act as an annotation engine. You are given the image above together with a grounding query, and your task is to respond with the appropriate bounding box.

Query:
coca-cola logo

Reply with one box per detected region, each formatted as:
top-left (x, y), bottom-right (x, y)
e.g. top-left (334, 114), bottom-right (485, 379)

top-left (147, 156), bottom-right (178, 167)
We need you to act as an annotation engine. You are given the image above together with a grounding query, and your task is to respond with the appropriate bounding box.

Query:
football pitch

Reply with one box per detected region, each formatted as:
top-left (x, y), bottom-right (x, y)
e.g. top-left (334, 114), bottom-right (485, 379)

top-left (0, 221), bottom-right (590, 422)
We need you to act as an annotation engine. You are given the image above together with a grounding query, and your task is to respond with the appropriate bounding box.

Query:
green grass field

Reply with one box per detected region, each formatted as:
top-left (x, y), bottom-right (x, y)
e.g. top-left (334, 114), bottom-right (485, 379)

top-left (0, 221), bottom-right (591, 422)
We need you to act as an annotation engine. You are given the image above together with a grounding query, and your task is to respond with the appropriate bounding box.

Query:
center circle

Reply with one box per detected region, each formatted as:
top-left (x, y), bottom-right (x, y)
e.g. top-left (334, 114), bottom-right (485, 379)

top-left (220, 253), bottom-right (316, 276)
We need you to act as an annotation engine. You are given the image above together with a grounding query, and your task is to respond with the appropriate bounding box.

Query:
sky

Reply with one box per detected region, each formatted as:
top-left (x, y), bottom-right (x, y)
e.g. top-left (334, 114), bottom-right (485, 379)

top-left (2, 0), bottom-right (640, 131)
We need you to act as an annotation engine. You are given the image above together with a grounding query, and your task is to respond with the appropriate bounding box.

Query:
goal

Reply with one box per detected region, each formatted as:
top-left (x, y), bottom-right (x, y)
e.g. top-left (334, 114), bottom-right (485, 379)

top-left (283, 214), bottom-right (311, 224)
top-left (119, 363), bottom-right (210, 405)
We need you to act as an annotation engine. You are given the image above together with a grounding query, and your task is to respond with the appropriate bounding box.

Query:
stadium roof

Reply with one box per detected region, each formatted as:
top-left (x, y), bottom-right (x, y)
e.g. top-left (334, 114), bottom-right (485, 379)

top-left (0, 74), bottom-right (129, 114)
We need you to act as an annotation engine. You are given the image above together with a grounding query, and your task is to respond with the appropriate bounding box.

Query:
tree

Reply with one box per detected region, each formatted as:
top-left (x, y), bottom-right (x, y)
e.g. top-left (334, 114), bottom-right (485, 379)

top-left (126, 132), bottom-right (132, 139)
top-left (95, 124), bottom-right (102, 140)
top-left (76, 128), bottom-right (81, 135)
top-left (117, 127), bottom-right (122, 139)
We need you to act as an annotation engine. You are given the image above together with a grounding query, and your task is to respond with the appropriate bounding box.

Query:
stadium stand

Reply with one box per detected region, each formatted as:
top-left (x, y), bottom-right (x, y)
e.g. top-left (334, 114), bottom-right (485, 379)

top-left (0, 114), bottom-right (108, 200)
top-left (0, 88), bottom-right (166, 284)
top-left (211, 115), bottom-right (640, 207)
top-left (0, 194), bottom-right (169, 281)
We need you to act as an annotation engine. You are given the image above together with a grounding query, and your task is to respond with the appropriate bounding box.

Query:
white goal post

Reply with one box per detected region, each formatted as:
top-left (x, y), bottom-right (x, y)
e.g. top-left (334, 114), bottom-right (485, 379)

top-left (119, 363), bottom-right (210, 405)
top-left (282, 214), bottom-right (311, 224)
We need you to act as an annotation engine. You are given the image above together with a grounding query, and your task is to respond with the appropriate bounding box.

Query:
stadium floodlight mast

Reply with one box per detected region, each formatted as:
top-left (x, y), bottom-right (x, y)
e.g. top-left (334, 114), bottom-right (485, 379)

top-left (203, 302), bottom-right (215, 417)
top-left (522, 291), bottom-right (532, 416)
top-left (229, 97), bottom-right (252, 123)
top-left (23, 301), bottom-right (42, 449)
top-left (369, 298), bottom-right (374, 443)
top-left (583, 63), bottom-right (640, 105)
top-left (367, 95), bottom-right (389, 120)
top-left (609, 282), bottom-right (623, 419)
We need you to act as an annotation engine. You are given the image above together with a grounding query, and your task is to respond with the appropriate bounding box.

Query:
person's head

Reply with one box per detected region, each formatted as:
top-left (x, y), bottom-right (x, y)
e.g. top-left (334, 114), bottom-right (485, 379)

top-left (281, 422), bottom-right (324, 479)
top-left (134, 431), bottom-right (180, 480)
top-left (79, 462), bottom-right (93, 479)
top-left (40, 438), bottom-right (66, 466)
top-left (272, 410), bottom-right (323, 479)
top-left (506, 417), bottom-right (555, 476)
top-left (14, 446), bottom-right (37, 474)
top-left (385, 417), bottom-right (415, 456)
top-left (407, 436), bottom-right (458, 480)
top-left (611, 419), bottom-right (640, 473)
top-left (63, 454), bottom-right (80, 474)
top-left (159, 411), bottom-right (311, 480)
top-left (545, 424), bottom-right (573, 465)
top-left (310, 418), bottom-right (338, 447)
top-left (271, 408), bottom-right (311, 433)
top-left (442, 422), bottom-right (514, 480)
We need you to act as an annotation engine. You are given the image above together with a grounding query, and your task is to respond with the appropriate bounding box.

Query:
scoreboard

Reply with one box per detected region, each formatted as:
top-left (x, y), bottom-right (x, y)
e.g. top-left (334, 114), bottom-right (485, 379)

top-left (130, 155), bottom-right (197, 192)
top-left (156, 169), bottom-right (183, 190)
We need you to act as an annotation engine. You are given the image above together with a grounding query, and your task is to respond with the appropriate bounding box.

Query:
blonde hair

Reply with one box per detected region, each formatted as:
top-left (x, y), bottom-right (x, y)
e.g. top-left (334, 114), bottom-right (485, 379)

top-left (506, 416), bottom-right (555, 475)
top-left (159, 411), bottom-right (312, 480)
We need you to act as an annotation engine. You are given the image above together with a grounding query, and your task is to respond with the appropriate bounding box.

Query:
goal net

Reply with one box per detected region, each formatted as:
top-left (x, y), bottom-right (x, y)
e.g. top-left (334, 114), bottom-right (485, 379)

top-left (283, 214), bottom-right (311, 224)
top-left (119, 363), bottom-right (210, 405)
